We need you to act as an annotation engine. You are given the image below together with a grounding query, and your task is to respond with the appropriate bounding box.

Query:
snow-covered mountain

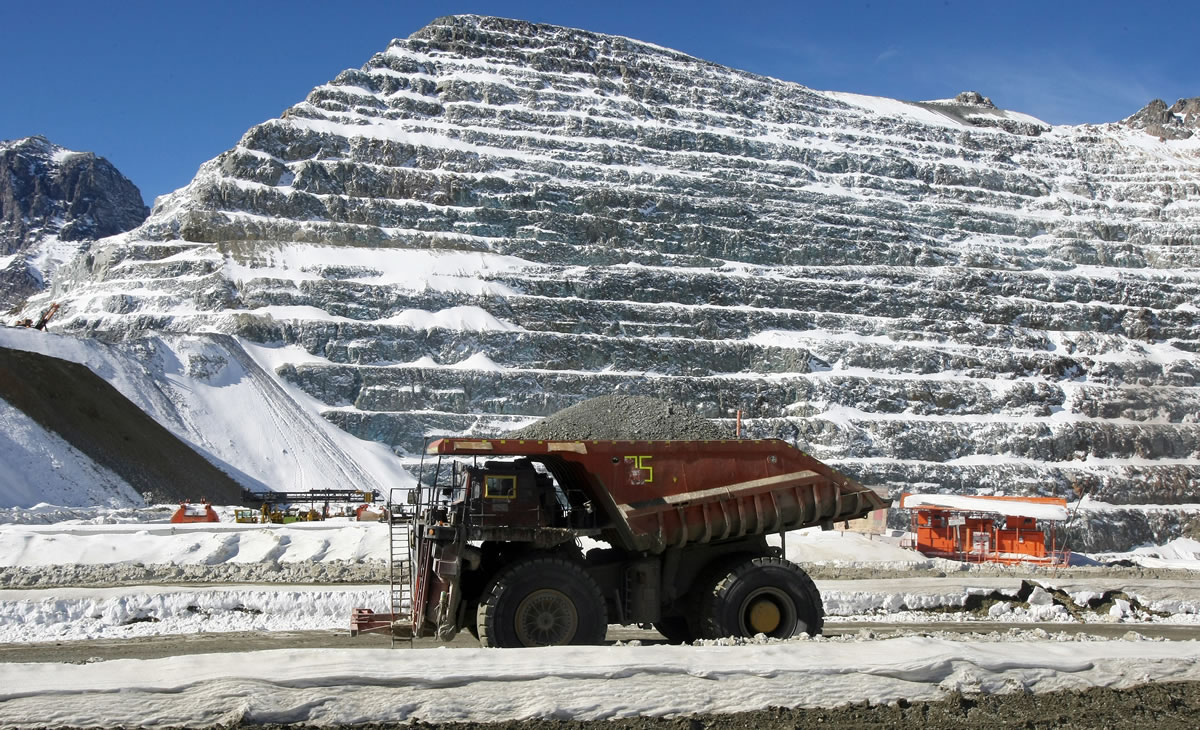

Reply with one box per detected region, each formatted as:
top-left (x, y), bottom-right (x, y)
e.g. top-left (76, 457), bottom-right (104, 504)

top-left (25, 16), bottom-right (1200, 540)
top-left (0, 136), bottom-right (148, 312)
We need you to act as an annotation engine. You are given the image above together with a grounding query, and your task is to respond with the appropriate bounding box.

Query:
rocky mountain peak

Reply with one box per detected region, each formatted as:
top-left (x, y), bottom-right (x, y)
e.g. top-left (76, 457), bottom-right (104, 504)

top-left (953, 90), bottom-right (995, 107)
top-left (406, 14), bottom-right (699, 66)
top-left (1122, 97), bottom-right (1200, 139)
top-left (31, 16), bottom-right (1200, 545)
top-left (0, 136), bottom-right (148, 312)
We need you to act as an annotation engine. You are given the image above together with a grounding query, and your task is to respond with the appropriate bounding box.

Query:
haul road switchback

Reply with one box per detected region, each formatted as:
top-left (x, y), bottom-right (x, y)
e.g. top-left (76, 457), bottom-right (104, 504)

top-left (353, 438), bottom-right (889, 647)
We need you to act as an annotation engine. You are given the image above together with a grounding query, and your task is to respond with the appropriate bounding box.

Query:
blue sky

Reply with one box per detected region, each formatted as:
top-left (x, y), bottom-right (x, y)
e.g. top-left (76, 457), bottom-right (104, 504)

top-left (2, 1), bottom-right (1195, 205)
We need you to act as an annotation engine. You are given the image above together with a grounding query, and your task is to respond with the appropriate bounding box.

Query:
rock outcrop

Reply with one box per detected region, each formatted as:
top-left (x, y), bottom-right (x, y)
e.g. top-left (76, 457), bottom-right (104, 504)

top-left (0, 136), bottom-right (148, 312)
top-left (1123, 97), bottom-right (1200, 140)
top-left (30, 16), bottom-right (1200, 547)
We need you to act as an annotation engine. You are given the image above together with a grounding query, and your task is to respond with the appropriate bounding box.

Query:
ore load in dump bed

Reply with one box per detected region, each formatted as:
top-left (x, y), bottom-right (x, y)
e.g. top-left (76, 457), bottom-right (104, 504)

top-left (504, 395), bottom-right (728, 441)
top-left (356, 396), bottom-right (889, 648)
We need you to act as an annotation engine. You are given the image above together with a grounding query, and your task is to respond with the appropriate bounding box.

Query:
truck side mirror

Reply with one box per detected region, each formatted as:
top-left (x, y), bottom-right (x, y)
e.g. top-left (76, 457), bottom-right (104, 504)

top-left (406, 490), bottom-right (418, 505)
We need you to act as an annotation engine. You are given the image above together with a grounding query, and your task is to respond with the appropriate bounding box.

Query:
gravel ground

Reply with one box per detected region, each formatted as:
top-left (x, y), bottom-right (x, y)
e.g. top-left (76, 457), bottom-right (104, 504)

top-left (0, 559), bottom-right (387, 587)
top-left (505, 395), bottom-right (727, 440)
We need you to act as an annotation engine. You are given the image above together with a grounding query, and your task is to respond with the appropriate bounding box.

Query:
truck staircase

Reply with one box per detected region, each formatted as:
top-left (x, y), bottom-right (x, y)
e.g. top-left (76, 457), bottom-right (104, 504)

top-left (388, 500), bottom-right (413, 646)
top-left (349, 488), bottom-right (414, 643)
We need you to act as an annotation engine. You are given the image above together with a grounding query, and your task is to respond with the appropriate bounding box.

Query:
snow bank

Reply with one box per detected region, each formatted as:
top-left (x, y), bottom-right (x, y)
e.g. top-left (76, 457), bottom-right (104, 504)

top-left (0, 521), bottom-right (388, 567)
top-left (769, 529), bottom-right (929, 565)
top-left (1093, 537), bottom-right (1200, 571)
top-left (2, 638), bottom-right (1199, 727)
top-left (0, 584), bottom-right (386, 643)
top-left (0, 503), bottom-right (177, 525)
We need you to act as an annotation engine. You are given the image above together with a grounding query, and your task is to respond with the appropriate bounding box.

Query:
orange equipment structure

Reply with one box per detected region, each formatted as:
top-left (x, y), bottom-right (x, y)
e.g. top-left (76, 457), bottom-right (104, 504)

top-left (32, 302), bottom-right (60, 330)
top-left (170, 500), bottom-right (220, 523)
top-left (355, 503), bottom-right (386, 521)
top-left (899, 493), bottom-right (1070, 565)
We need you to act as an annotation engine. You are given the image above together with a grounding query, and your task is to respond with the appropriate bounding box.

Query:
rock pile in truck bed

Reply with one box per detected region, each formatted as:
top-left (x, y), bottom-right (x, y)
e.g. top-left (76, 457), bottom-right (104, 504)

top-left (505, 395), bottom-right (727, 441)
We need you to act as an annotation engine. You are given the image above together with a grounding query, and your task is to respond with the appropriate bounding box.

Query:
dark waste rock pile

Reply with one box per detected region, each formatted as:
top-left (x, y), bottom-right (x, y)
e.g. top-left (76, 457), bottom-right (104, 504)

top-left (506, 395), bottom-right (727, 441)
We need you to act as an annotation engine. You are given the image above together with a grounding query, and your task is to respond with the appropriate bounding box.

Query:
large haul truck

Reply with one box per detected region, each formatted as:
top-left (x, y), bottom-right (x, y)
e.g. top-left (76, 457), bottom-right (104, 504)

top-left (352, 437), bottom-right (888, 647)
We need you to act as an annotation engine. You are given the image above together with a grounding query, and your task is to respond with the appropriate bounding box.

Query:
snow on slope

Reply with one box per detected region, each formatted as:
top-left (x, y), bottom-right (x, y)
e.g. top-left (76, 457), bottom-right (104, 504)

top-left (0, 401), bottom-right (143, 508)
top-left (2, 639), bottom-right (1200, 727)
top-left (0, 328), bottom-right (412, 508)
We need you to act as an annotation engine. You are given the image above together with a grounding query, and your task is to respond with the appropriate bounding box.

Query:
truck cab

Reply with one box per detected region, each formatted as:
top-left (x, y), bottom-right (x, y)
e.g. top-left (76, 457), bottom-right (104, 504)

top-left (455, 459), bottom-right (568, 530)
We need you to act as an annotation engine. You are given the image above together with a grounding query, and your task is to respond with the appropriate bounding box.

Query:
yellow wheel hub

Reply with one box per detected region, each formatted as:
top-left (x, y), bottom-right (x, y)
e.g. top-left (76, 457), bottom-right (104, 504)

top-left (748, 599), bottom-right (781, 633)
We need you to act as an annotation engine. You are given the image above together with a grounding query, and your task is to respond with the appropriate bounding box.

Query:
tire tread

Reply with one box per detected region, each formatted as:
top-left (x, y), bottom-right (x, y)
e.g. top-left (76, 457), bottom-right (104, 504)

top-left (477, 555), bottom-right (607, 648)
top-left (698, 556), bottom-right (823, 639)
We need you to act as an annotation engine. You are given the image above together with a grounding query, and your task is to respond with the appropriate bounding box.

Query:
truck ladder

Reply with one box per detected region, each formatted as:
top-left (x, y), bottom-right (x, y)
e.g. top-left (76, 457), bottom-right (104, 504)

top-left (388, 489), bottom-right (413, 646)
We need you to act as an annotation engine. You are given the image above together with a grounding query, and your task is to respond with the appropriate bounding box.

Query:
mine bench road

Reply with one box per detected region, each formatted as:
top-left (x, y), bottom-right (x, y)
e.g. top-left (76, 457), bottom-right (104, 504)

top-left (4, 622), bottom-right (1200, 664)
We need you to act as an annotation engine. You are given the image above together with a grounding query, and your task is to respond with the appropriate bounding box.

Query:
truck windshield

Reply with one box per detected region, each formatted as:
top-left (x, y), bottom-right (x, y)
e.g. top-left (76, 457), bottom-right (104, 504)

top-left (484, 475), bottom-right (516, 499)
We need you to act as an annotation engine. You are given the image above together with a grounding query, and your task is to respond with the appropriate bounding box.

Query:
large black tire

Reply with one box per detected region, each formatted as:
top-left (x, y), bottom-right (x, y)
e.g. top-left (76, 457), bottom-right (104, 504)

top-left (697, 556), bottom-right (823, 640)
top-left (476, 556), bottom-right (608, 648)
top-left (652, 616), bottom-right (695, 644)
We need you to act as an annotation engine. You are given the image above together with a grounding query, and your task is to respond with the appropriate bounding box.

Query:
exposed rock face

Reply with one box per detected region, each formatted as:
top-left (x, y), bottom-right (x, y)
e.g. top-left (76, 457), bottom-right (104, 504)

top-left (0, 136), bottom-right (148, 312)
top-left (33, 16), bottom-right (1200, 547)
top-left (1123, 98), bottom-right (1200, 140)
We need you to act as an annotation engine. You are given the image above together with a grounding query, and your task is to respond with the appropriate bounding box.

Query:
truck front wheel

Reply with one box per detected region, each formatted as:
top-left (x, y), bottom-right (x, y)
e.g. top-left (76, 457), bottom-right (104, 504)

top-left (477, 556), bottom-right (608, 647)
top-left (698, 557), bottom-right (823, 639)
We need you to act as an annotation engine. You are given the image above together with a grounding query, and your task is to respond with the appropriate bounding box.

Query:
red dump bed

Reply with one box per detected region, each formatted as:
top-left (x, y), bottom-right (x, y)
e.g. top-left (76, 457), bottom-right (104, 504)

top-left (427, 437), bottom-right (888, 553)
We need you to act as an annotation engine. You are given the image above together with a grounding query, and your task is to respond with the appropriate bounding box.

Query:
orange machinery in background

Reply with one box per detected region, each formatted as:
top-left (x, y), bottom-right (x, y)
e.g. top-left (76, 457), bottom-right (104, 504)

top-left (169, 500), bottom-right (220, 523)
top-left (898, 493), bottom-right (1070, 565)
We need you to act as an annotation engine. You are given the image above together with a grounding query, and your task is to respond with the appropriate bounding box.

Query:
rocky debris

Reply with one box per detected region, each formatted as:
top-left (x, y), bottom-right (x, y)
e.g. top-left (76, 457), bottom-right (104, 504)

top-left (1123, 97), bottom-right (1200, 139)
top-left (0, 136), bottom-right (148, 311)
top-left (920, 579), bottom-right (1167, 622)
top-left (506, 395), bottom-right (727, 441)
top-left (798, 562), bottom-right (1192, 582)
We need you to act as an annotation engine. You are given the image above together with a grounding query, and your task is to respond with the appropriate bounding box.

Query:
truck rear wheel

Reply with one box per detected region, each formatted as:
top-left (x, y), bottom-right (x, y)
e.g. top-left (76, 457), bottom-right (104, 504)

top-left (698, 557), bottom-right (823, 639)
top-left (476, 556), bottom-right (608, 648)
